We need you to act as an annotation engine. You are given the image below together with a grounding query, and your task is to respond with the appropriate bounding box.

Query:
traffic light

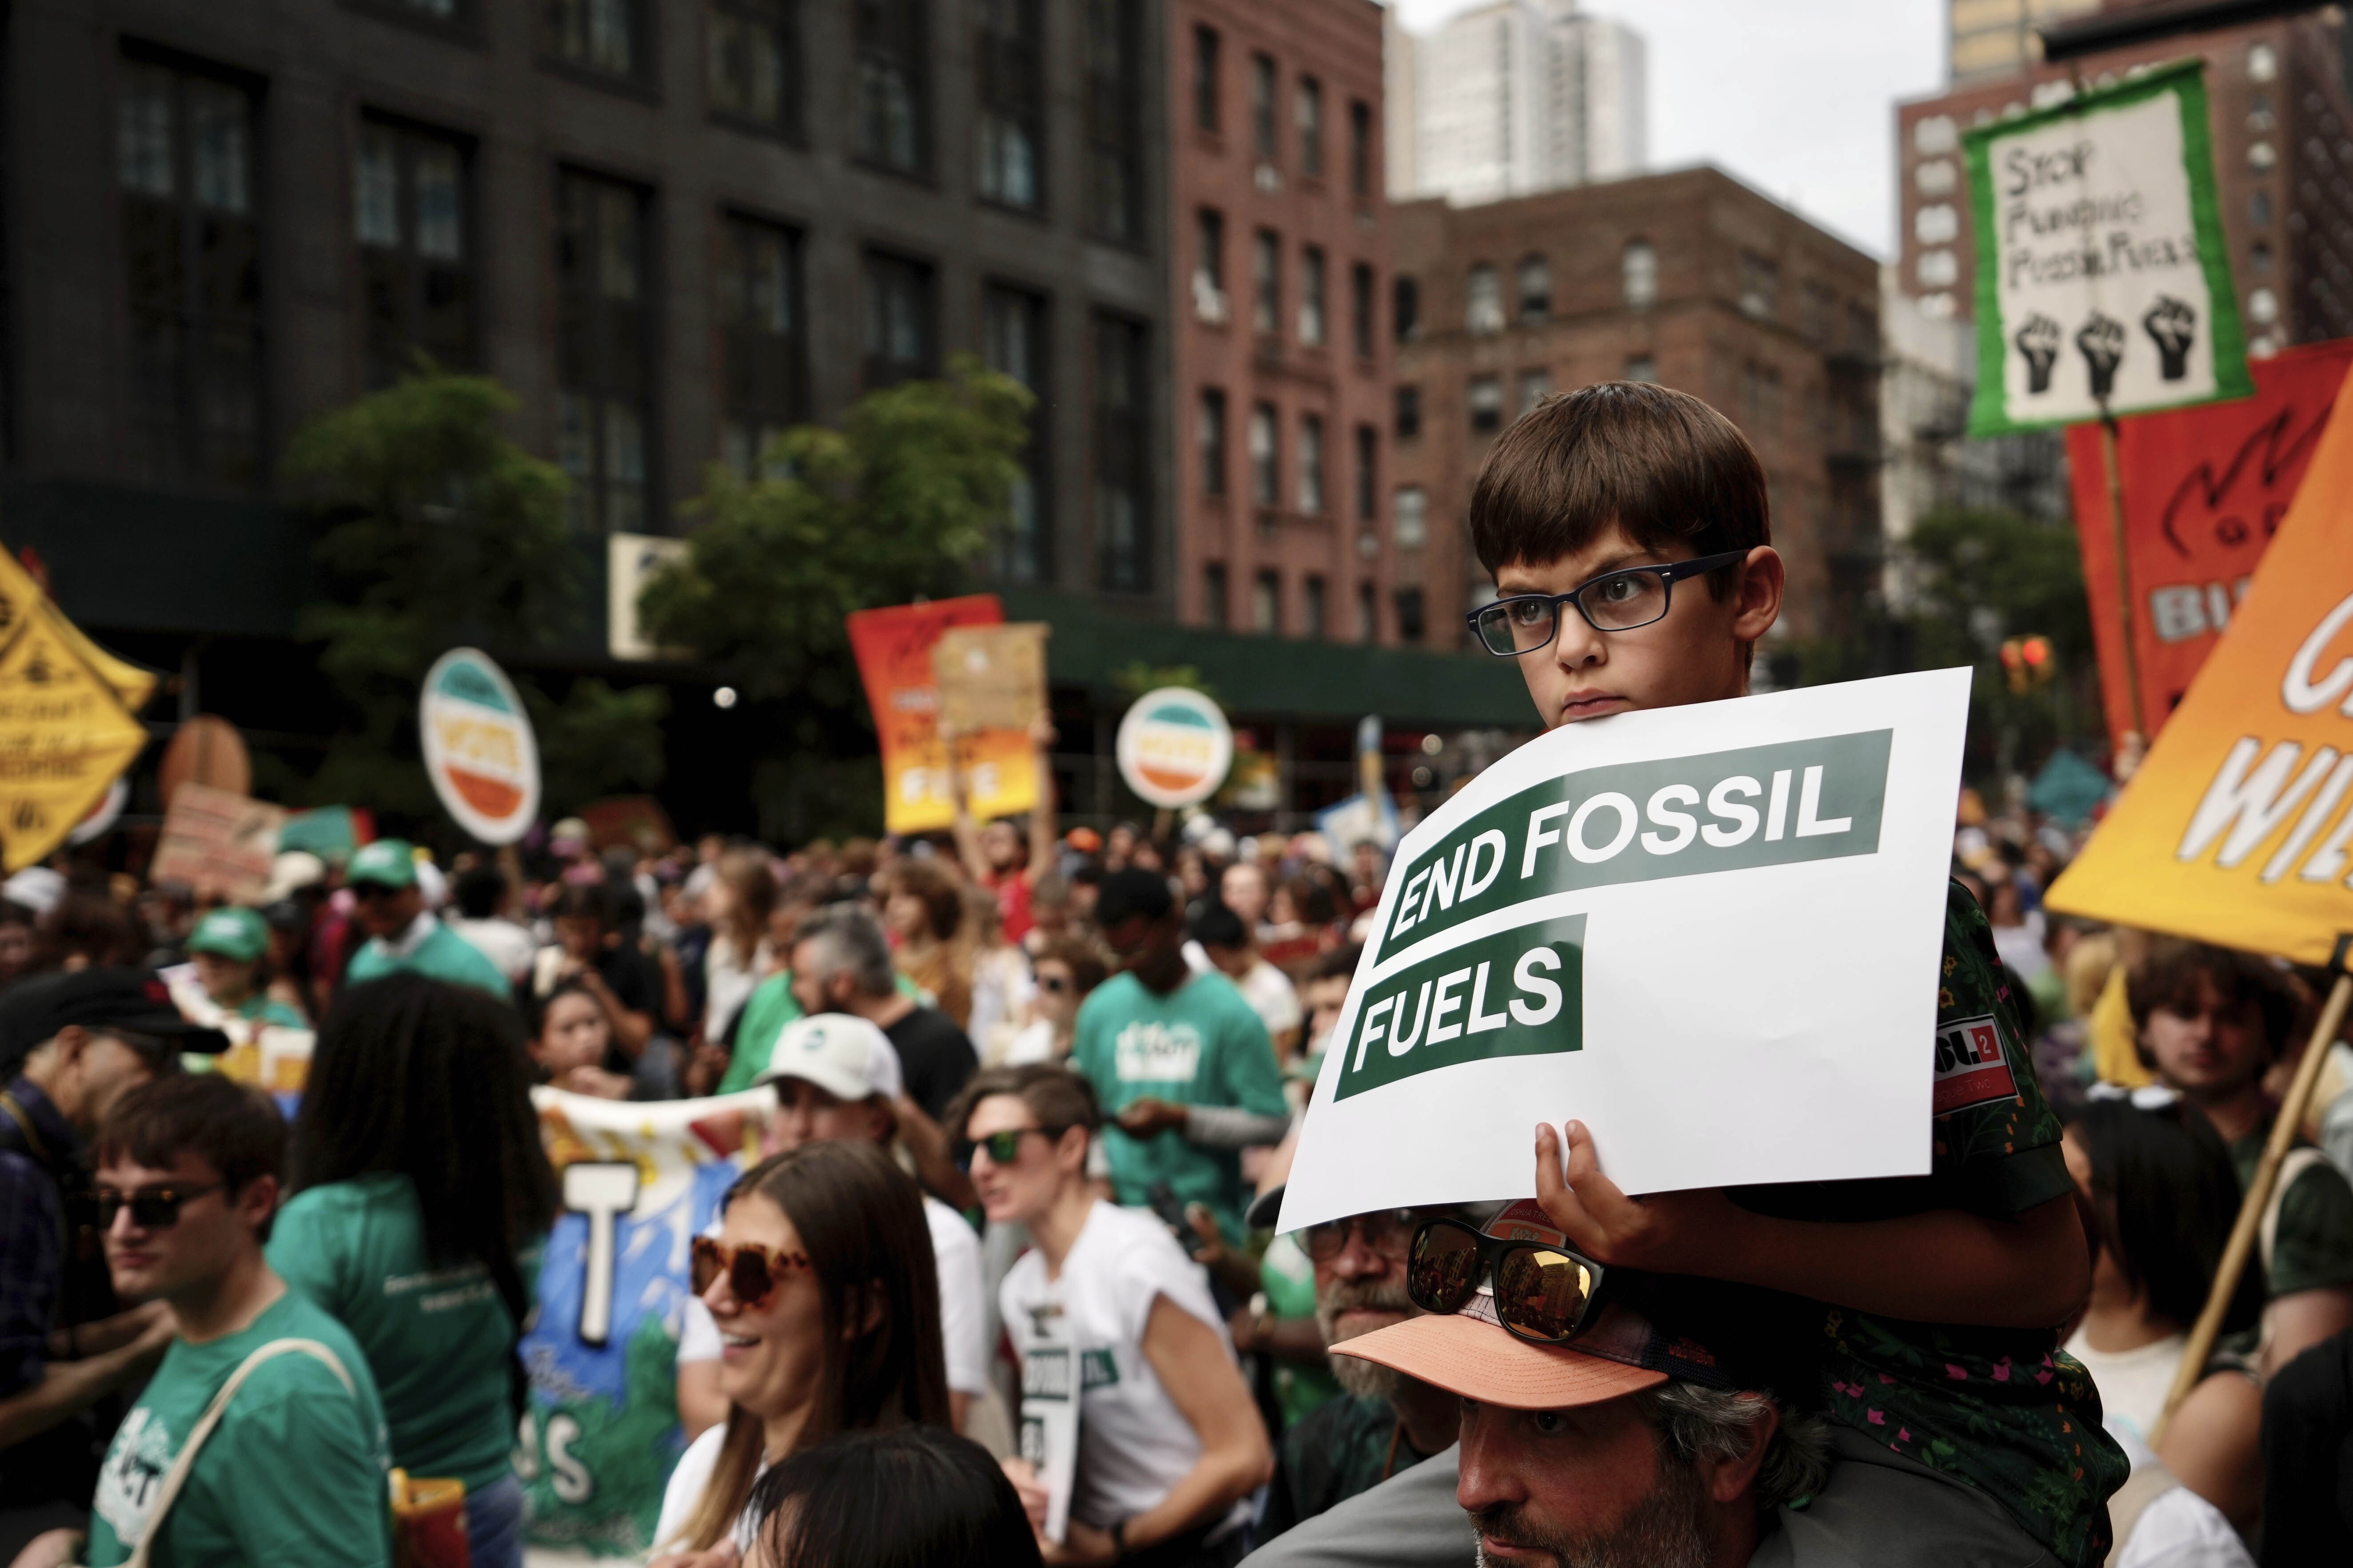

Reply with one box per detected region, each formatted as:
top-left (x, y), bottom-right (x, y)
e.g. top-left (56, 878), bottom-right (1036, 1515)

top-left (1999, 635), bottom-right (2056, 693)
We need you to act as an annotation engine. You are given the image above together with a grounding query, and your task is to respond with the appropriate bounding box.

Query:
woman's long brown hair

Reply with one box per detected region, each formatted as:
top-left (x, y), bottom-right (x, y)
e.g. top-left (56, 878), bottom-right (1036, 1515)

top-left (678, 1140), bottom-right (950, 1550)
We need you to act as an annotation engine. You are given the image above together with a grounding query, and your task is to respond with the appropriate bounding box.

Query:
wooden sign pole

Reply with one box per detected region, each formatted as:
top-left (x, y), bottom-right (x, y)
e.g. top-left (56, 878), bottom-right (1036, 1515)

top-left (2151, 946), bottom-right (2353, 1447)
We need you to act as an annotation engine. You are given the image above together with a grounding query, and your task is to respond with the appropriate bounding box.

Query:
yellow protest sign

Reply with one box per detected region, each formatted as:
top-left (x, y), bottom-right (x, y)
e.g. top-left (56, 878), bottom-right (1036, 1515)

top-left (0, 618), bottom-right (151, 871)
top-left (0, 548), bottom-right (156, 714)
top-left (2047, 368), bottom-right (2353, 965)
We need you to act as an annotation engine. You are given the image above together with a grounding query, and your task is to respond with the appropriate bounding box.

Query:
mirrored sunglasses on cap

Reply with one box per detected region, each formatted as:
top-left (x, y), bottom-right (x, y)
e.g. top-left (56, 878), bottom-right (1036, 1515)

top-left (1407, 1215), bottom-right (1607, 1345)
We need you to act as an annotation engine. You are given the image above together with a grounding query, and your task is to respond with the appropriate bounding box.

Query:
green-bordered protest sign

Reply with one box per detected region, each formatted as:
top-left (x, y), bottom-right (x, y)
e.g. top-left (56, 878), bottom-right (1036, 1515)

top-left (1276, 669), bottom-right (1971, 1234)
top-left (1964, 60), bottom-right (2250, 436)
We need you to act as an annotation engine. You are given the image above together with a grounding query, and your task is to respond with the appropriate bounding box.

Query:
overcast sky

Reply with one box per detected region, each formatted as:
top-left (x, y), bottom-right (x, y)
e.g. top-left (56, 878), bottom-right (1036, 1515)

top-left (1391, 0), bottom-right (1948, 259)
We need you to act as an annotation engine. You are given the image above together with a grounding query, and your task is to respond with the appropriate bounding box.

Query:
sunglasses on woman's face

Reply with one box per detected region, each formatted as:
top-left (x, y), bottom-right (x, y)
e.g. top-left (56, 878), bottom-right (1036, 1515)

top-left (94, 1182), bottom-right (225, 1230)
top-left (1405, 1218), bottom-right (1606, 1345)
top-left (961, 1126), bottom-right (1064, 1170)
top-left (691, 1236), bottom-right (812, 1310)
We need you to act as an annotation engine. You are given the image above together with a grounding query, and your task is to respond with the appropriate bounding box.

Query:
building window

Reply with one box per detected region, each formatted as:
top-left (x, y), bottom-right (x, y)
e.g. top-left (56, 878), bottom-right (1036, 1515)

top-left (1394, 275), bottom-right (1419, 341)
top-left (1740, 362), bottom-right (1782, 431)
top-left (855, 0), bottom-right (926, 175)
top-left (355, 118), bottom-right (475, 389)
top-left (1517, 255), bottom-right (1549, 322)
top-left (1396, 383), bottom-right (1421, 439)
top-left (1084, 0), bottom-right (1143, 243)
top-left (1198, 387), bottom-right (1228, 497)
top-left (709, 0), bottom-right (798, 133)
top-left (1253, 230), bottom-right (1280, 337)
top-left (1249, 402), bottom-right (1278, 507)
top-left (555, 169), bottom-right (653, 533)
top-left (1354, 424), bottom-right (1376, 521)
top-left (862, 248), bottom-right (934, 387)
top-left (1394, 586), bottom-right (1426, 644)
top-left (1738, 250), bottom-right (1779, 320)
top-left (1914, 204), bottom-right (1958, 244)
top-left (1253, 570), bottom-right (1280, 634)
top-left (1348, 99), bottom-right (1371, 198)
top-left (1297, 76), bottom-right (1323, 177)
top-left (982, 284), bottom-right (1050, 581)
top-left (1203, 562), bottom-right (1229, 627)
top-left (1194, 208), bottom-right (1228, 322)
top-left (1298, 413), bottom-right (1324, 513)
top-left (1093, 314), bottom-right (1150, 591)
top-left (1466, 264), bottom-right (1504, 334)
top-left (1624, 354), bottom-right (1656, 383)
top-left (716, 213), bottom-right (803, 477)
top-left (1351, 263), bottom-right (1376, 359)
top-left (1516, 369), bottom-right (1550, 417)
top-left (548, 0), bottom-right (645, 79)
top-left (1394, 485), bottom-right (1428, 547)
top-left (1801, 280), bottom-right (1835, 344)
top-left (975, 0), bottom-right (1042, 210)
top-left (120, 56), bottom-right (263, 490)
top-left (1194, 24), bottom-right (1221, 133)
top-left (1303, 574), bottom-right (1327, 638)
top-left (2252, 239), bottom-right (2273, 277)
top-left (1623, 239), bottom-right (1656, 308)
top-left (1358, 581), bottom-right (1377, 643)
top-left (1251, 53), bottom-right (1277, 163)
top-left (1468, 374), bottom-right (1502, 434)
top-left (1299, 246), bottom-right (1327, 346)
top-left (2251, 189), bottom-right (2273, 227)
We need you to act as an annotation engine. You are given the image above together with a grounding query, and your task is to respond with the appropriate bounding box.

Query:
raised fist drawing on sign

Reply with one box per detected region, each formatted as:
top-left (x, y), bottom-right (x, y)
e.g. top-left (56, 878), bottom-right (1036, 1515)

top-left (2076, 311), bottom-right (2126, 399)
top-left (2015, 313), bottom-right (2062, 393)
top-left (2142, 296), bottom-right (2197, 380)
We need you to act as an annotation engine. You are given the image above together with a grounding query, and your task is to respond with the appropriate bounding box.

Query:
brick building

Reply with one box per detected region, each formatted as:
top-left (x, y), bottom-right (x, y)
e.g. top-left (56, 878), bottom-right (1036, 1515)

top-left (1167, 0), bottom-right (1397, 645)
top-left (1389, 167), bottom-right (1882, 653)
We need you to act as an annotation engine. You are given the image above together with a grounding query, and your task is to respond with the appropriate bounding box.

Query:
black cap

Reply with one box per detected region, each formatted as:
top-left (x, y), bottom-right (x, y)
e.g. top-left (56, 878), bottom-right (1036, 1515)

top-left (0, 968), bottom-right (232, 1074)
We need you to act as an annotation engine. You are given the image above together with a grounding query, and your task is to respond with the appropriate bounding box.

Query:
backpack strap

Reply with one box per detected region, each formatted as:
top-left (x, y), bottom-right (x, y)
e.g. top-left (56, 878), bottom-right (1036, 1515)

top-left (0, 1089), bottom-right (51, 1168)
top-left (2260, 1147), bottom-right (2329, 1281)
top-left (123, 1337), bottom-right (355, 1568)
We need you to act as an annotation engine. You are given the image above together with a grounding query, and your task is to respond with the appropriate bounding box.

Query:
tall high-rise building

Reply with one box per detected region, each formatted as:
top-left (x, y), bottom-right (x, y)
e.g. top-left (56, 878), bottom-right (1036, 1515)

top-left (1948, 0), bottom-right (2103, 84)
top-left (1391, 0), bottom-right (1647, 205)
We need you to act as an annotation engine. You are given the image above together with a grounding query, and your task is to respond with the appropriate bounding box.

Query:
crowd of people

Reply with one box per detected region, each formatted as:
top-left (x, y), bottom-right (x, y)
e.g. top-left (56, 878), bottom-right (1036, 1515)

top-left (1, 381), bottom-right (2351, 1567)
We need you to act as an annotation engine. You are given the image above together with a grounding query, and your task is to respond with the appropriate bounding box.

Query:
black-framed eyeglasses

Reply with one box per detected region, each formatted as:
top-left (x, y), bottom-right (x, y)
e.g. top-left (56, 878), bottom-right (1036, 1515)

top-left (94, 1182), bottom-right (226, 1230)
top-left (1466, 550), bottom-right (1750, 657)
top-left (1301, 1209), bottom-right (1419, 1262)
top-left (1406, 1218), bottom-right (1607, 1345)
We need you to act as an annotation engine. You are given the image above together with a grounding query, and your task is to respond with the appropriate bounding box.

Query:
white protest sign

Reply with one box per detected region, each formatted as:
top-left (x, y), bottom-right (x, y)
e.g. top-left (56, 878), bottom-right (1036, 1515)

top-left (1015, 1317), bottom-right (1079, 1543)
top-left (1964, 60), bottom-right (2249, 435)
top-left (1276, 669), bottom-right (1972, 1234)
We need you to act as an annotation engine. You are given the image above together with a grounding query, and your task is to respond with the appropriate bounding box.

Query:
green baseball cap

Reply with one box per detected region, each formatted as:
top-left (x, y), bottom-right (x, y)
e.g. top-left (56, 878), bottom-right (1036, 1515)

top-left (347, 839), bottom-right (419, 889)
top-left (187, 906), bottom-right (270, 963)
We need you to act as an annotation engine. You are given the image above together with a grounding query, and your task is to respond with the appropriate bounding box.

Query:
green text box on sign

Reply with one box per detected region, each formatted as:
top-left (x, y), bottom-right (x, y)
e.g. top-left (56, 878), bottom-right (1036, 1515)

top-left (1338, 912), bottom-right (1586, 1102)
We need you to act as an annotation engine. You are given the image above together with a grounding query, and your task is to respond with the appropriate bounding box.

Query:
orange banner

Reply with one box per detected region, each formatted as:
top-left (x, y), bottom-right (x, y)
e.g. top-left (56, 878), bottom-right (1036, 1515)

top-left (845, 596), bottom-right (1037, 836)
top-left (2066, 340), bottom-right (2353, 748)
top-left (2048, 364), bottom-right (2353, 966)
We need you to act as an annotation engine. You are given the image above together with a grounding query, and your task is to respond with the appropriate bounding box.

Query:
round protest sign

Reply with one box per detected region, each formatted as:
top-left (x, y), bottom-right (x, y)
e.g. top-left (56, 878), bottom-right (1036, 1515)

top-left (419, 648), bottom-right (539, 844)
top-left (1116, 687), bottom-right (1232, 809)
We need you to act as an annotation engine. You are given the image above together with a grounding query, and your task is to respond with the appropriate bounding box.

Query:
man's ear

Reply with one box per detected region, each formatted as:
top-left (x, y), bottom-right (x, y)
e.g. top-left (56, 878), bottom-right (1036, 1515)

top-left (1057, 1124), bottom-right (1091, 1173)
top-left (1699, 1396), bottom-right (1779, 1506)
top-left (1730, 547), bottom-right (1784, 646)
top-left (235, 1172), bottom-right (279, 1234)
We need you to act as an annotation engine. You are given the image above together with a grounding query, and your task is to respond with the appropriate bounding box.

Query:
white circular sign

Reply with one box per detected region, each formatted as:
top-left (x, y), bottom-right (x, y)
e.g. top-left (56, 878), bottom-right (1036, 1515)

top-left (1116, 688), bottom-right (1233, 809)
top-left (419, 648), bottom-right (541, 844)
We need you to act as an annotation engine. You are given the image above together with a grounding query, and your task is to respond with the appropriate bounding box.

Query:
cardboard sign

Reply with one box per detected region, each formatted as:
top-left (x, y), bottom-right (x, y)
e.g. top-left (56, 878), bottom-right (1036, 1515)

top-left (934, 623), bottom-right (1049, 736)
top-left (147, 782), bottom-right (286, 902)
top-left (521, 1087), bottom-right (774, 1558)
top-left (419, 648), bottom-right (540, 845)
top-left (1115, 688), bottom-right (1233, 809)
top-left (1276, 669), bottom-right (1972, 1234)
top-left (1964, 61), bottom-right (2250, 435)
top-left (2066, 340), bottom-right (2353, 748)
top-left (2047, 366), bottom-right (2353, 967)
top-left (845, 596), bottom-right (1037, 835)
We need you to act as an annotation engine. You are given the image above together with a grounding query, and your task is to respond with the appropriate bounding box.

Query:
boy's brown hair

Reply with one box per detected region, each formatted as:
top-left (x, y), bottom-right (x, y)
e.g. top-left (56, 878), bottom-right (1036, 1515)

top-left (1468, 381), bottom-right (1771, 589)
top-left (2125, 937), bottom-right (2301, 1067)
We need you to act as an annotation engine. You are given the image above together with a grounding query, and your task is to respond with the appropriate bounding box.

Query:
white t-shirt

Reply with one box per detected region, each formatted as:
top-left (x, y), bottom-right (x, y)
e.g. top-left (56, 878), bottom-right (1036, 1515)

top-left (652, 1423), bottom-right (766, 1556)
top-left (1181, 943), bottom-right (1303, 1045)
top-left (676, 1196), bottom-right (990, 1399)
top-left (999, 1201), bottom-right (1245, 1533)
top-left (2063, 1328), bottom-right (2185, 1447)
top-left (449, 917), bottom-right (535, 984)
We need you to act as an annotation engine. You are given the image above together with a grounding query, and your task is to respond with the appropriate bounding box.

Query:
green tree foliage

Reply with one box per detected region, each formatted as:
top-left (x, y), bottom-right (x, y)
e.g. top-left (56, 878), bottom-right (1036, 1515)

top-left (280, 368), bottom-right (668, 824)
top-left (638, 356), bottom-right (1033, 705)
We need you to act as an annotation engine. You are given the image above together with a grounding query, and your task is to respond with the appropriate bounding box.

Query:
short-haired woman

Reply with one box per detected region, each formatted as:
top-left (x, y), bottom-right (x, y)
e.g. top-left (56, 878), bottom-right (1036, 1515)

top-left (951, 1064), bottom-right (1271, 1567)
top-left (650, 1140), bottom-right (950, 1561)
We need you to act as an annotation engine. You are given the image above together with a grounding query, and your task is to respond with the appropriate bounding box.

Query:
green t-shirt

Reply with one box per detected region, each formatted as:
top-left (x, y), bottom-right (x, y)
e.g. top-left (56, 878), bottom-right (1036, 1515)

top-left (345, 921), bottom-right (512, 1000)
top-left (236, 994), bottom-right (309, 1030)
top-left (2229, 1122), bottom-right (2353, 1299)
top-left (1258, 1232), bottom-right (1341, 1429)
top-left (266, 1174), bottom-right (519, 1491)
top-left (1072, 969), bottom-right (1288, 1244)
top-left (87, 1288), bottom-right (390, 1568)
top-left (716, 970), bottom-right (926, 1097)
top-left (1729, 881), bottom-right (2128, 1568)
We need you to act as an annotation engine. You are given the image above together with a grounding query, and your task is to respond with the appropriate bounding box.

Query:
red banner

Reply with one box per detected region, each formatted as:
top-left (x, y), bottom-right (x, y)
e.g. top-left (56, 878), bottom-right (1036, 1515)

top-left (844, 594), bottom-right (1037, 835)
top-left (2066, 339), bottom-right (2353, 748)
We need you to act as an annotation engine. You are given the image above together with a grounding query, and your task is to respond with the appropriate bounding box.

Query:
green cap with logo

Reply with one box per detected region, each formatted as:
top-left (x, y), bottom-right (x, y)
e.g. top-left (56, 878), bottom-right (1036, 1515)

top-left (347, 839), bottom-right (420, 890)
top-left (186, 906), bottom-right (270, 963)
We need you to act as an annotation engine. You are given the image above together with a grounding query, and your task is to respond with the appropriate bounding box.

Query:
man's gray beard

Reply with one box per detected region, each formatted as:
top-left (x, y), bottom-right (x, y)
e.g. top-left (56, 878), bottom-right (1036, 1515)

top-left (1468, 1444), bottom-right (1713, 1568)
top-left (1317, 1281), bottom-right (1413, 1401)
